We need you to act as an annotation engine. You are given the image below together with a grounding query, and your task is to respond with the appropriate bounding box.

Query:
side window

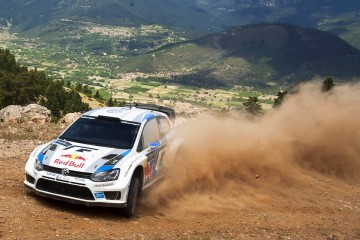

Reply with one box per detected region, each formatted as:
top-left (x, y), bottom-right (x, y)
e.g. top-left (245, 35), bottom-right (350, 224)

top-left (157, 117), bottom-right (171, 137)
top-left (138, 119), bottom-right (160, 151)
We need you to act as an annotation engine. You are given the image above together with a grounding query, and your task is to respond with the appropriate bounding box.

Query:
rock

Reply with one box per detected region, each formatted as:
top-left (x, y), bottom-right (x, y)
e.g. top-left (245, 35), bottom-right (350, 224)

top-left (0, 105), bottom-right (22, 122)
top-left (23, 104), bottom-right (51, 123)
top-left (0, 104), bottom-right (51, 123)
top-left (59, 112), bottom-right (82, 124)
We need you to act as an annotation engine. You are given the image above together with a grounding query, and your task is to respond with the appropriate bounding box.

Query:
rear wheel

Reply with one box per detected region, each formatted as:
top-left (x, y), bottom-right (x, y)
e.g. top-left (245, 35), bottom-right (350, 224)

top-left (122, 174), bottom-right (140, 218)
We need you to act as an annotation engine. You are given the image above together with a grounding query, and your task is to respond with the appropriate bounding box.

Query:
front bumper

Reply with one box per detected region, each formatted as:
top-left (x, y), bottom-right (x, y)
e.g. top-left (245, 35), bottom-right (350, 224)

top-left (25, 184), bottom-right (126, 208)
top-left (24, 170), bottom-right (129, 208)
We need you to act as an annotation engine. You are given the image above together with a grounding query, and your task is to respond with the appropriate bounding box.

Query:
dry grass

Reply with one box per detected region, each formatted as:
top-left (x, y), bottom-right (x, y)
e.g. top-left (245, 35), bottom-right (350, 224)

top-left (0, 123), bottom-right (64, 141)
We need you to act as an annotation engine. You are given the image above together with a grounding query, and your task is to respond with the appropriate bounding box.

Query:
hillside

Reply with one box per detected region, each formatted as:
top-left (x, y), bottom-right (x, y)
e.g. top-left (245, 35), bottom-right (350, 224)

top-left (0, 48), bottom-right (50, 108)
top-left (0, 48), bottom-right (89, 117)
top-left (0, 0), bottom-right (144, 31)
top-left (1, 0), bottom-right (360, 48)
top-left (120, 24), bottom-right (360, 88)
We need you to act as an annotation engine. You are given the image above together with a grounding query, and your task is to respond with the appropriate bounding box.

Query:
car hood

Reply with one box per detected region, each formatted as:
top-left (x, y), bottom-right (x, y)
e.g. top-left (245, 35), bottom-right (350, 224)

top-left (38, 139), bottom-right (130, 173)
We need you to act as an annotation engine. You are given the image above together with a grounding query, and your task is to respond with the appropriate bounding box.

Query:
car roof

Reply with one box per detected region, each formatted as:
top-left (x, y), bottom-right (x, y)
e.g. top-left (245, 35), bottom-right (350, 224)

top-left (83, 107), bottom-right (168, 124)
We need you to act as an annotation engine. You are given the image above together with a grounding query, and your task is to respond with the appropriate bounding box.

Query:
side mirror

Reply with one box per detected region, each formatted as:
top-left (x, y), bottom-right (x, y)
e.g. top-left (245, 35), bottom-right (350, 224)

top-left (148, 141), bottom-right (160, 149)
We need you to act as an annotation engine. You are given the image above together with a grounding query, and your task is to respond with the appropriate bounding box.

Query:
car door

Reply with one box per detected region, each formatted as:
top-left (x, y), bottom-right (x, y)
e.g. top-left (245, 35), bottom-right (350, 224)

top-left (155, 116), bottom-right (171, 174)
top-left (138, 116), bottom-right (170, 187)
top-left (137, 118), bottom-right (161, 186)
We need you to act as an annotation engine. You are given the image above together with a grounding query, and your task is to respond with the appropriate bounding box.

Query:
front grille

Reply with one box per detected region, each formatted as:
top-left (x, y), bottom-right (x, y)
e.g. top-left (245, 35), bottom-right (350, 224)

top-left (26, 174), bottom-right (35, 184)
top-left (104, 191), bottom-right (121, 200)
top-left (43, 165), bottom-right (92, 179)
top-left (36, 179), bottom-right (95, 200)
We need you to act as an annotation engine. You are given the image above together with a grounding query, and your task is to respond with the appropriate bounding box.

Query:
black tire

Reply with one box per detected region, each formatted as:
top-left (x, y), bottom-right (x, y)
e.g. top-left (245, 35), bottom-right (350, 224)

top-left (122, 174), bottom-right (140, 218)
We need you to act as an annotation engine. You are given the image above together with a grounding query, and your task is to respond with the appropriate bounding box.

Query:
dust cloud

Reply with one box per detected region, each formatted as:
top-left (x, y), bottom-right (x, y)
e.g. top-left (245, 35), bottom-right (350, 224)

top-left (145, 81), bottom-right (360, 215)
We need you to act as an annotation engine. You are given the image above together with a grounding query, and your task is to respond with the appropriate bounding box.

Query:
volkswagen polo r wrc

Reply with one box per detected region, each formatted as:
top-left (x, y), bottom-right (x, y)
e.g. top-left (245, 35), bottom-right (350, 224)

top-left (24, 104), bottom-right (175, 217)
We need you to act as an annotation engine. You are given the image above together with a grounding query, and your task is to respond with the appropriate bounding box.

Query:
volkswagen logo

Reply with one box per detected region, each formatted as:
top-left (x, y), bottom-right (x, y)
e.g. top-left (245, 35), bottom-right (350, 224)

top-left (61, 168), bottom-right (70, 176)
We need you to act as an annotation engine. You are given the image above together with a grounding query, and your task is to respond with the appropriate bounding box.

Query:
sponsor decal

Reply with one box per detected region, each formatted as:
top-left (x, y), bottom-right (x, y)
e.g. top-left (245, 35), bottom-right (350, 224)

top-left (54, 159), bottom-right (85, 168)
top-left (94, 192), bottom-right (105, 198)
top-left (55, 139), bottom-right (72, 147)
top-left (61, 154), bottom-right (86, 161)
top-left (144, 144), bottom-right (166, 184)
top-left (121, 120), bottom-right (140, 126)
top-left (63, 146), bottom-right (98, 151)
top-left (74, 177), bottom-right (85, 183)
top-left (144, 160), bottom-right (152, 181)
top-left (94, 182), bottom-right (114, 187)
top-left (144, 151), bottom-right (158, 183)
top-left (106, 109), bottom-right (127, 114)
top-left (81, 116), bottom-right (95, 120)
top-left (46, 172), bottom-right (56, 177)
top-left (53, 153), bottom-right (87, 168)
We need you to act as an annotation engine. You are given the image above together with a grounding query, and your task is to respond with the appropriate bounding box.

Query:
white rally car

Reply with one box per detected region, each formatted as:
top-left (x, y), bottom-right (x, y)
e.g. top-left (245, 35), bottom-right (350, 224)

top-left (24, 104), bottom-right (175, 217)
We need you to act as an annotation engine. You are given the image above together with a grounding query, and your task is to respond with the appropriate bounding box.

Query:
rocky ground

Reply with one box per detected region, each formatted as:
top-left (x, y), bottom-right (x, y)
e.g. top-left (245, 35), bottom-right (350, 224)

top-left (0, 123), bottom-right (359, 240)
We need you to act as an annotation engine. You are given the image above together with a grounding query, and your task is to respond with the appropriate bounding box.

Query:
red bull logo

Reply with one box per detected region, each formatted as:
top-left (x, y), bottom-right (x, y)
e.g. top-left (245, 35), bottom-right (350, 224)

top-left (54, 153), bottom-right (87, 168)
top-left (60, 154), bottom-right (86, 161)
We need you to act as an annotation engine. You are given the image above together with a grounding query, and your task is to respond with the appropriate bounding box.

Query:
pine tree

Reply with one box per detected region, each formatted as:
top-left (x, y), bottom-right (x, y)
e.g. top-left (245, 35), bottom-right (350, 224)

top-left (94, 90), bottom-right (101, 99)
top-left (107, 97), bottom-right (114, 107)
top-left (273, 91), bottom-right (288, 108)
top-left (75, 83), bottom-right (83, 92)
top-left (243, 97), bottom-right (263, 115)
top-left (322, 77), bottom-right (335, 92)
top-left (0, 49), bottom-right (90, 119)
top-left (45, 81), bottom-right (66, 118)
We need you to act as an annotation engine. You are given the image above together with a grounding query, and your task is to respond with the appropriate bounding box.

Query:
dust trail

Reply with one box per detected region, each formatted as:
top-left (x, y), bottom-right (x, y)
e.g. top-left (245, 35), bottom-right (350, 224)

top-left (145, 81), bottom-right (360, 215)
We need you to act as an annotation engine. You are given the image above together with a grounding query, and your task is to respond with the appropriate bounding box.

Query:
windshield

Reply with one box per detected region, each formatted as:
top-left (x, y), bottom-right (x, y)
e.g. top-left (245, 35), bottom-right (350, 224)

top-left (59, 116), bottom-right (140, 149)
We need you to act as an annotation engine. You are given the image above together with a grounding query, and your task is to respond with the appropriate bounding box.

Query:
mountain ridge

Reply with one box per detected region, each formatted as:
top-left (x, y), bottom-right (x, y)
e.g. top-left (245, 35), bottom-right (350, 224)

top-left (1, 0), bottom-right (360, 50)
top-left (120, 23), bottom-right (360, 88)
top-left (1, 0), bottom-right (360, 33)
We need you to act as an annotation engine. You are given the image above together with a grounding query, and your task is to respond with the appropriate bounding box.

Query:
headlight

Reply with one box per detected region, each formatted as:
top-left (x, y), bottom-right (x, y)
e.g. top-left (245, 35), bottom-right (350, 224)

top-left (91, 169), bottom-right (120, 182)
top-left (34, 158), bottom-right (43, 171)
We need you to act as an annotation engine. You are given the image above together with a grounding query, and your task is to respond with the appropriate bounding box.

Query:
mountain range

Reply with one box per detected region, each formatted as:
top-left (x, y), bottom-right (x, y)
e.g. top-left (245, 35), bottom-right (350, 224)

top-left (119, 23), bottom-right (360, 88)
top-left (1, 0), bottom-right (360, 48)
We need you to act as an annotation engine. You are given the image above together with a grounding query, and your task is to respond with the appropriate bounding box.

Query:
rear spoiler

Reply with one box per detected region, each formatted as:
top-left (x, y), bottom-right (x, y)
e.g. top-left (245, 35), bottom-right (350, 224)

top-left (126, 104), bottom-right (176, 121)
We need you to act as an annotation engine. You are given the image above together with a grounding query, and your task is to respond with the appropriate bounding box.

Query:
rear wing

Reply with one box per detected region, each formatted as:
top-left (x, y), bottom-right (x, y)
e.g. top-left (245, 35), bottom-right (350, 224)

top-left (126, 104), bottom-right (176, 122)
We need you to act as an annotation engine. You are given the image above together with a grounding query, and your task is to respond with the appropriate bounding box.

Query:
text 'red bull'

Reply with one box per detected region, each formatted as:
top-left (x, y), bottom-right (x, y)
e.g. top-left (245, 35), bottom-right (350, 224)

top-left (54, 159), bottom-right (85, 168)
top-left (54, 154), bottom-right (87, 168)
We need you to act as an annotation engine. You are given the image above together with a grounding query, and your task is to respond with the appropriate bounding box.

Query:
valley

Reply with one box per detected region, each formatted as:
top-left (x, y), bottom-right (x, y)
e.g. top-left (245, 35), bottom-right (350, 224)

top-left (0, 24), bottom-right (276, 112)
top-left (2, 21), bottom-right (360, 114)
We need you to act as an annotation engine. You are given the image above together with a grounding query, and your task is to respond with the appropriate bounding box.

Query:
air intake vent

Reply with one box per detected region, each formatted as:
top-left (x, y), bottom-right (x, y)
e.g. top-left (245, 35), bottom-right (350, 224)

top-left (26, 174), bottom-right (35, 184)
top-left (36, 179), bottom-right (94, 200)
top-left (104, 191), bottom-right (121, 200)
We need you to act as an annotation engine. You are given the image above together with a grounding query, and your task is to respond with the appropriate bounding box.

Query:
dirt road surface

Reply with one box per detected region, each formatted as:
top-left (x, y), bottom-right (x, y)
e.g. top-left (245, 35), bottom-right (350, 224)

top-left (0, 121), bottom-right (359, 240)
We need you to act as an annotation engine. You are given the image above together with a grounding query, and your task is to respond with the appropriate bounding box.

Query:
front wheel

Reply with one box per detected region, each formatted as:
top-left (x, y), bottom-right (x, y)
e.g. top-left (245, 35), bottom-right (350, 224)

top-left (122, 175), bottom-right (140, 218)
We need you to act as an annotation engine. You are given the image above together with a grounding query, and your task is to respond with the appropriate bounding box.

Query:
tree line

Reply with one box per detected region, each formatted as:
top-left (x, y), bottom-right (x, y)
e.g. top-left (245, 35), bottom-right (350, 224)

top-left (243, 77), bottom-right (335, 115)
top-left (0, 48), bottom-right (89, 120)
